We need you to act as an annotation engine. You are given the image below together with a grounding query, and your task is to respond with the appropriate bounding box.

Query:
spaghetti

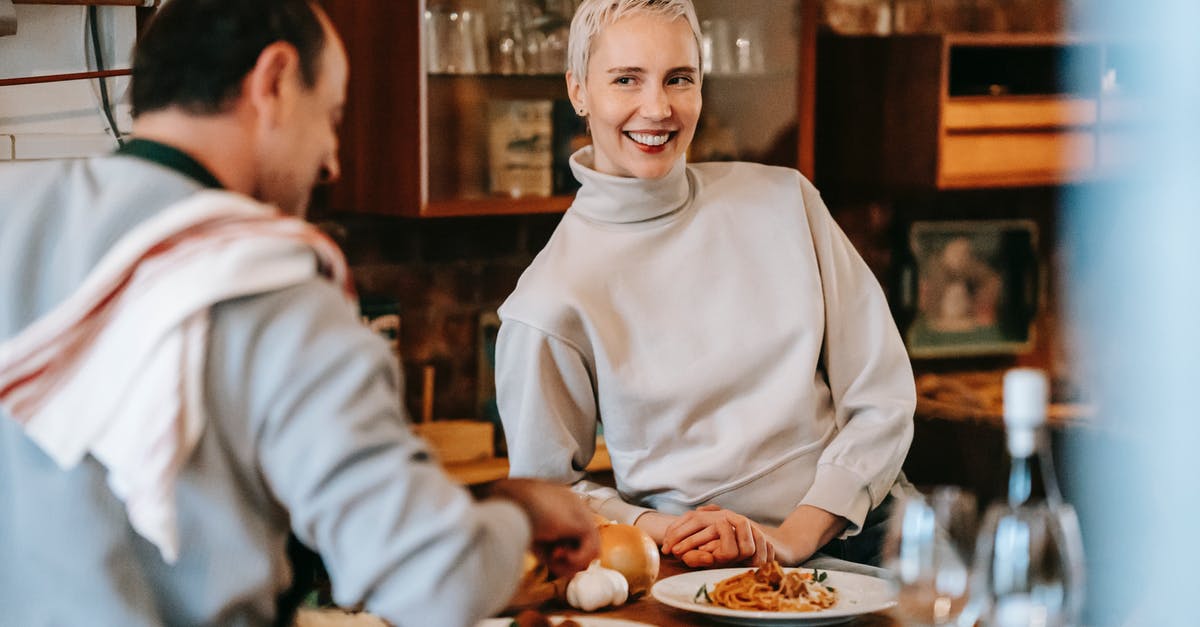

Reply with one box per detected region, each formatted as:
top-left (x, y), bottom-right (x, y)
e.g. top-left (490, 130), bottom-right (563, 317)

top-left (704, 561), bottom-right (838, 612)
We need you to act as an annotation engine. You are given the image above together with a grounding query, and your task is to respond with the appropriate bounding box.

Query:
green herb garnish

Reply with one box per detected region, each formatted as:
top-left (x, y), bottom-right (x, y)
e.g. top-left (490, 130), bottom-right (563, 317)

top-left (812, 568), bottom-right (828, 583)
top-left (694, 583), bottom-right (713, 603)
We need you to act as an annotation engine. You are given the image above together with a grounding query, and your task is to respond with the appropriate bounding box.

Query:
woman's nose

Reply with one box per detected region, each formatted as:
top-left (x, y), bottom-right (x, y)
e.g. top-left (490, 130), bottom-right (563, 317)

top-left (639, 86), bottom-right (672, 121)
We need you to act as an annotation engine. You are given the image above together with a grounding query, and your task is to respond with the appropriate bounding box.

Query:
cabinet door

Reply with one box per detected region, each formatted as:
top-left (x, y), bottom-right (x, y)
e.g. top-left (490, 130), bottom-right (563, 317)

top-left (323, 0), bottom-right (815, 217)
top-left (321, 0), bottom-right (423, 216)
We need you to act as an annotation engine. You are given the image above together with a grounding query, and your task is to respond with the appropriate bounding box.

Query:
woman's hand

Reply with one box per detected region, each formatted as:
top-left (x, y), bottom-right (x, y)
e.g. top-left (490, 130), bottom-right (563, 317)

top-left (660, 505), bottom-right (775, 568)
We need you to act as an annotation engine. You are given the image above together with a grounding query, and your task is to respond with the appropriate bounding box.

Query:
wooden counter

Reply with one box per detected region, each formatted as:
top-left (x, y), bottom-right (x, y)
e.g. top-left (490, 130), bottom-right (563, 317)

top-left (443, 441), bottom-right (612, 486)
top-left (296, 559), bottom-right (901, 626)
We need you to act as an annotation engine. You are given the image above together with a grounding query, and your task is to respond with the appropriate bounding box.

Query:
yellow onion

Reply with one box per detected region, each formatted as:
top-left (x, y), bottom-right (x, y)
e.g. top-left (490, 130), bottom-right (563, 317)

top-left (597, 523), bottom-right (660, 596)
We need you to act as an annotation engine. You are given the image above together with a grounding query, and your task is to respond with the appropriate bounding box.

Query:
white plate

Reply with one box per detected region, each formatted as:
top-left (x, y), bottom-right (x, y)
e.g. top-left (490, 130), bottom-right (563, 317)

top-left (476, 617), bottom-right (652, 627)
top-left (650, 568), bottom-right (896, 626)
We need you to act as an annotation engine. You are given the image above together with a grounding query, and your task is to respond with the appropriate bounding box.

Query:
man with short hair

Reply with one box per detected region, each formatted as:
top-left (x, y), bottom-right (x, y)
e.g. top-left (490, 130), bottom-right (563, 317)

top-left (0, 2), bottom-right (597, 625)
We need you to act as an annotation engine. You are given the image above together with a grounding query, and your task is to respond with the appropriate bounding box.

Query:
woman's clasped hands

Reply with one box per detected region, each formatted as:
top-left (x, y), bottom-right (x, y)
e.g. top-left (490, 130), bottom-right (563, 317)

top-left (659, 505), bottom-right (777, 567)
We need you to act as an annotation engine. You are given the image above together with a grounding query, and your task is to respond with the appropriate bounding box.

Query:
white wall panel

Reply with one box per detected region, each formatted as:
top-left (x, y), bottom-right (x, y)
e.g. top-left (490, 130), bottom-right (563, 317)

top-left (0, 5), bottom-right (135, 145)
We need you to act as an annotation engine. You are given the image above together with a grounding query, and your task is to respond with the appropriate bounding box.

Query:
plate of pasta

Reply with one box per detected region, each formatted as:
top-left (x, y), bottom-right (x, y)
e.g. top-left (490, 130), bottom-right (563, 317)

top-left (650, 561), bottom-right (895, 626)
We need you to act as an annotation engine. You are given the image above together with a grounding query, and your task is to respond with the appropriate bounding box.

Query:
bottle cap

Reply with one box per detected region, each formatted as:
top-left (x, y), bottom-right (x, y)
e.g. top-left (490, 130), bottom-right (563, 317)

top-left (1003, 368), bottom-right (1048, 458)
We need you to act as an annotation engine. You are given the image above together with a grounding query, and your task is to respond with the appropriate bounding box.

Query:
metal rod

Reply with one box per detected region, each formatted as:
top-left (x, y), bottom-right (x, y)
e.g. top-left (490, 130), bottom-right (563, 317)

top-left (0, 68), bottom-right (129, 87)
top-left (13, 1), bottom-right (150, 6)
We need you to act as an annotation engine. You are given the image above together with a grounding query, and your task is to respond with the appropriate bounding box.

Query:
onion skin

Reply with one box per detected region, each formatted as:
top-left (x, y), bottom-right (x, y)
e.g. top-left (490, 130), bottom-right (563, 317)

top-left (597, 523), bottom-right (660, 596)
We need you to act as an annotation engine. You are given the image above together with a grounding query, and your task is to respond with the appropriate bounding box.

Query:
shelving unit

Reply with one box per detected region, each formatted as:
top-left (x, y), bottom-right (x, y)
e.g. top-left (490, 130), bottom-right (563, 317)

top-left (817, 33), bottom-right (1139, 191)
top-left (321, 0), bottom-right (818, 217)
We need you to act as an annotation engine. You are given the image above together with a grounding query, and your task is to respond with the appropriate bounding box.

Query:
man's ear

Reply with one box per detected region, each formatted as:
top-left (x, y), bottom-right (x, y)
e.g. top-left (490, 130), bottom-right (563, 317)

top-left (243, 41), bottom-right (302, 129)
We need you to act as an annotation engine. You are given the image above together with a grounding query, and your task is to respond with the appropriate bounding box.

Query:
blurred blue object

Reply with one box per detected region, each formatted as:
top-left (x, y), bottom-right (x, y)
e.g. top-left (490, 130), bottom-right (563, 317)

top-left (1063, 2), bottom-right (1200, 626)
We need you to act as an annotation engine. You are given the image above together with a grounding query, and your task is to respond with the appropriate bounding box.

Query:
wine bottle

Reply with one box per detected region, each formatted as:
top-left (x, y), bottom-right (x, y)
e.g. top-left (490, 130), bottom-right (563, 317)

top-left (971, 368), bottom-right (1086, 627)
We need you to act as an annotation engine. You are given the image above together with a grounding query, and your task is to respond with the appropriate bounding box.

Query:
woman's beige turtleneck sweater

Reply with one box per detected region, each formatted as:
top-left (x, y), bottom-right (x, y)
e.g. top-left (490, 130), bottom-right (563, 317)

top-left (497, 147), bottom-right (914, 536)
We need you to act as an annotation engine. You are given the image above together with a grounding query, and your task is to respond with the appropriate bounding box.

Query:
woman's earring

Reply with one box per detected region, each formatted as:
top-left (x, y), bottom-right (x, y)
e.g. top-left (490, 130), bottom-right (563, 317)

top-left (577, 108), bottom-right (586, 116)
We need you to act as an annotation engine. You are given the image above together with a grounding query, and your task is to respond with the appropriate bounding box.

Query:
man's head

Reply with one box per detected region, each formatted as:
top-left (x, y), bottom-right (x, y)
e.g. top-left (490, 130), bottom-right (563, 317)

top-left (131, 0), bottom-right (347, 216)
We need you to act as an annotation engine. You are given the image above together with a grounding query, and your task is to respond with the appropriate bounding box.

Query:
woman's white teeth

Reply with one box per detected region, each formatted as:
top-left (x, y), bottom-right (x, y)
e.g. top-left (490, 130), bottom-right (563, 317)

top-left (627, 132), bottom-right (670, 146)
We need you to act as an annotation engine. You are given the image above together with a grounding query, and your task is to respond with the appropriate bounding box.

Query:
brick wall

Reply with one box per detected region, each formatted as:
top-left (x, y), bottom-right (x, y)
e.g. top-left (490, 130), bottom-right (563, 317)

top-left (324, 192), bottom-right (1065, 423)
top-left (322, 213), bottom-right (562, 422)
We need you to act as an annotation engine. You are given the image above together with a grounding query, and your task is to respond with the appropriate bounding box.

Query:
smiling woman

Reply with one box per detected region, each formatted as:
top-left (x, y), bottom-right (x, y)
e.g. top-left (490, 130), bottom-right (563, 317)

top-left (496, 0), bottom-right (916, 575)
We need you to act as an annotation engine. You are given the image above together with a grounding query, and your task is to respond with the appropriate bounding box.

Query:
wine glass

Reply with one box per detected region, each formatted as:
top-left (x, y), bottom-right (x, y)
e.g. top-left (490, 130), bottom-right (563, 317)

top-left (969, 501), bottom-right (1081, 627)
top-left (882, 486), bottom-right (979, 626)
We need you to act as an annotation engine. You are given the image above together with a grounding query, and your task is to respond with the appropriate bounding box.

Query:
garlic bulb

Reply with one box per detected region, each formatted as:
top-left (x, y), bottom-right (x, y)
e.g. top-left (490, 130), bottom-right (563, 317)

top-left (565, 560), bottom-right (629, 611)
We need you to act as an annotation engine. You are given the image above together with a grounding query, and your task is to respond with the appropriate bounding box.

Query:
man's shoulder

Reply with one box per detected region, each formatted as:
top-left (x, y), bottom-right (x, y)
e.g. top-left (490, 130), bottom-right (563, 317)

top-left (0, 157), bottom-right (76, 194)
top-left (2, 153), bottom-right (200, 208)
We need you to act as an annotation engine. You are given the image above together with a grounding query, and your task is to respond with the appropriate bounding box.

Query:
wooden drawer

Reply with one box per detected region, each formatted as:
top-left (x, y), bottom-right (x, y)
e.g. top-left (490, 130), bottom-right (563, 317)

top-left (940, 131), bottom-right (1095, 187)
top-left (944, 97), bottom-right (1097, 131)
top-left (817, 34), bottom-right (1131, 190)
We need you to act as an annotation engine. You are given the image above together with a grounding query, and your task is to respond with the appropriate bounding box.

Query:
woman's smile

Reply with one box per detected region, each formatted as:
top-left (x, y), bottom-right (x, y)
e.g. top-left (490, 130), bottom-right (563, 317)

top-left (626, 130), bottom-right (676, 152)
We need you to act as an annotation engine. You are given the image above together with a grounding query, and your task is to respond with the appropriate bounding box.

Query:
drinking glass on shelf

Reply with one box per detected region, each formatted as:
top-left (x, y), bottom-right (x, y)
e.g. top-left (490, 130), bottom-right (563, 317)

top-left (425, 5), bottom-right (479, 74)
top-left (424, 7), bottom-right (447, 73)
top-left (734, 18), bottom-right (766, 74)
top-left (523, 17), bottom-right (547, 73)
top-left (700, 18), bottom-right (734, 75)
top-left (882, 486), bottom-right (979, 626)
top-left (970, 502), bottom-right (1079, 627)
top-left (494, 0), bottom-right (528, 74)
top-left (537, 0), bottom-right (573, 73)
top-left (461, 8), bottom-right (491, 73)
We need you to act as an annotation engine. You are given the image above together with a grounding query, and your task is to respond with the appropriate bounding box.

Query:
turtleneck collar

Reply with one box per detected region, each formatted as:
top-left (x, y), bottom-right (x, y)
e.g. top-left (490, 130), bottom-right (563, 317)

top-left (568, 146), bottom-right (692, 224)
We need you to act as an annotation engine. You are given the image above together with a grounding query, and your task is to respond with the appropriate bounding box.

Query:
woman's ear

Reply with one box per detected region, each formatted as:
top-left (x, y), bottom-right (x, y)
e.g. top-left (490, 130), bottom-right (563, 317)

top-left (566, 70), bottom-right (587, 116)
top-left (243, 41), bottom-right (302, 129)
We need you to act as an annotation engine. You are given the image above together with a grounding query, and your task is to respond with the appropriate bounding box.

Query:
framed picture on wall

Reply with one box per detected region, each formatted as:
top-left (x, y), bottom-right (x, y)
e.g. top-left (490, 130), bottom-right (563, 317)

top-left (903, 220), bottom-right (1041, 358)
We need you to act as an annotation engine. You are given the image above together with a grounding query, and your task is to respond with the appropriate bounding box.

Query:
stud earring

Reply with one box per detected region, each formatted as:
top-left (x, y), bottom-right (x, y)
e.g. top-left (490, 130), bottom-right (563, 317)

top-left (577, 108), bottom-right (586, 116)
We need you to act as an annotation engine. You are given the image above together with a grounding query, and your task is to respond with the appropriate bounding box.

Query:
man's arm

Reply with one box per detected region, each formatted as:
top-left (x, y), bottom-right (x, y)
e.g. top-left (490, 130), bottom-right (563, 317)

top-left (210, 281), bottom-right (574, 626)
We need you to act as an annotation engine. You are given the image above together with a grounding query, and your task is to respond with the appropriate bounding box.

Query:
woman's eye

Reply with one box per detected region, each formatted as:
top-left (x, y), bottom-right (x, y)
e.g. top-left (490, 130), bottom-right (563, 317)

top-left (614, 76), bottom-right (635, 86)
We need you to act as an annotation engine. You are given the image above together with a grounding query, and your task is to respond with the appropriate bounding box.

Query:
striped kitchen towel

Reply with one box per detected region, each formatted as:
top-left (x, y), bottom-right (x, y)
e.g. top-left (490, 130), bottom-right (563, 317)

top-left (0, 189), bottom-right (355, 563)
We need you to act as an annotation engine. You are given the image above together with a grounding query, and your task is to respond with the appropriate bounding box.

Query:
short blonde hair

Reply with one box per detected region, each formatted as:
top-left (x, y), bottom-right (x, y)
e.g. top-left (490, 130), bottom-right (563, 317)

top-left (567, 0), bottom-right (703, 83)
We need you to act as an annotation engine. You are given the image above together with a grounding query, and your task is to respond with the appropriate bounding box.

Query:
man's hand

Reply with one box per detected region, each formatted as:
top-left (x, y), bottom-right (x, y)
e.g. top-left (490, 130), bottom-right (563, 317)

top-left (488, 478), bottom-right (600, 578)
top-left (660, 505), bottom-right (775, 568)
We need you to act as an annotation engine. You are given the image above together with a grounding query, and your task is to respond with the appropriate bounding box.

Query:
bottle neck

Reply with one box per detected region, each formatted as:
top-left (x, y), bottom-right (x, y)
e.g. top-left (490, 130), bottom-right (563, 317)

top-left (1008, 454), bottom-right (1032, 508)
top-left (1007, 427), bottom-right (1064, 508)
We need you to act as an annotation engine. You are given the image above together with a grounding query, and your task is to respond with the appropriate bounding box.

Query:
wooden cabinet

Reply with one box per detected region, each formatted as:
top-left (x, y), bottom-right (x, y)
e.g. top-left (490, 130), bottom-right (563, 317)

top-left (817, 33), bottom-right (1138, 191)
top-left (321, 0), bottom-right (817, 217)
